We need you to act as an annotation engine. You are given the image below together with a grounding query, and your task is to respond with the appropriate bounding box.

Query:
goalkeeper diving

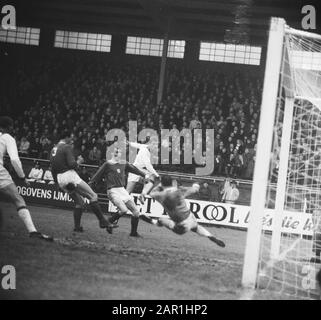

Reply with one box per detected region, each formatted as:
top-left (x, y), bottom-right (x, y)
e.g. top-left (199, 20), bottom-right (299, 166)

top-left (140, 175), bottom-right (226, 247)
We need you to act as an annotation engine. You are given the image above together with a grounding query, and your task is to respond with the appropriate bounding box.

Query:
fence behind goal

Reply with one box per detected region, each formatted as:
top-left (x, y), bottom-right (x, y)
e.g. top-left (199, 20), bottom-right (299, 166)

top-left (242, 18), bottom-right (321, 300)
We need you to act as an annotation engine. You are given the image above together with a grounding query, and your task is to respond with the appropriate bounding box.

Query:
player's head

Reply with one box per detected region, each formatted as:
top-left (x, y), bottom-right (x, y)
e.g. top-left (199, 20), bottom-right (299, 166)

top-left (161, 175), bottom-right (172, 187)
top-left (0, 116), bottom-right (14, 133)
top-left (59, 130), bottom-right (73, 144)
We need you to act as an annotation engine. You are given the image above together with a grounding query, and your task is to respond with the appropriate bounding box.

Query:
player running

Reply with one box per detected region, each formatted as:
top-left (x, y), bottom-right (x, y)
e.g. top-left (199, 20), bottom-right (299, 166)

top-left (89, 146), bottom-right (155, 237)
top-left (142, 175), bottom-right (226, 247)
top-left (0, 116), bottom-right (53, 241)
top-left (126, 138), bottom-right (159, 204)
top-left (50, 131), bottom-right (116, 233)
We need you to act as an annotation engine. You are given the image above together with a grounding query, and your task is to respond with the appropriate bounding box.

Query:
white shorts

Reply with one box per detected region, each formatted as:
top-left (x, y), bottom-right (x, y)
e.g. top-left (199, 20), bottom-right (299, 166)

top-left (174, 213), bottom-right (198, 234)
top-left (0, 165), bottom-right (13, 189)
top-left (57, 170), bottom-right (82, 192)
top-left (107, 187), bottom-right (132, 205)
top-left (127, 168), bottom-right (148, 183)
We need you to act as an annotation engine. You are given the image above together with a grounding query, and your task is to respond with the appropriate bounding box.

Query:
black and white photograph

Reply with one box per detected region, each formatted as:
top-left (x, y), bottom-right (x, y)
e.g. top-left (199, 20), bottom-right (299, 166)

top-left (0, 0), bottom-right (321, 303)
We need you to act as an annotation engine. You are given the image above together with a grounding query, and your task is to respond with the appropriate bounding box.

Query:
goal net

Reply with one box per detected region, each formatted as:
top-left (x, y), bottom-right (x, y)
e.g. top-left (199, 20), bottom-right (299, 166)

top-left (242, 18), bottom-right (321, 300)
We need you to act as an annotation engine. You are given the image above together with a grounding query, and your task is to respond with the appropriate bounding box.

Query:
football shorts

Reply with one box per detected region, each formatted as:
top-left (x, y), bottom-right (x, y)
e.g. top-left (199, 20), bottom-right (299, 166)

top-left (57, 170), bottom-right (82, 192)
top-left (173, 213), bottom-right (198, 235)
top-left (0, 165), bottom-right (14, 189)
top-left (107, 187), bottom-right (132, 204)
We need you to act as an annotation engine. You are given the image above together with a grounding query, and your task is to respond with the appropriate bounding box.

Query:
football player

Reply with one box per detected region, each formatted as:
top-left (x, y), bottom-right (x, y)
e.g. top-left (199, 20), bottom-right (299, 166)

top-left (126, 138), bottom-right (160, 204)
top-left (89, 146), bottom-right (155, 237)
top-left (142, 175), bottom-right (226, 247)
top-left (50, 130), bottom-right (116, 233)
top-left (0, 116), bottom-right (53, 241)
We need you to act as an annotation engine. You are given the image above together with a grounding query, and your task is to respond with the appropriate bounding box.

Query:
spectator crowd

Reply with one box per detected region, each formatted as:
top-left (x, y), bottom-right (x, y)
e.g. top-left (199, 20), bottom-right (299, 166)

top-left (4, 52), bottom-right (261, 179)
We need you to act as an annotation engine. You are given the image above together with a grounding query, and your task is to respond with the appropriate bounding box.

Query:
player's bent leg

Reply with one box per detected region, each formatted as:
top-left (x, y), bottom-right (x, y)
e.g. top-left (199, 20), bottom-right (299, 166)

top-left (69, 192), bottom-right (85, 232)
top-left (74, 181), bottom-right (114, 232)
top-left (104, 195), bottom-right (128, 234)
top-left (1, 183), bottom-right (26, 208)
top-left (139, 214), bottom-right (158, 225)
top-left (0, 183), bottom-right (53, 241)
top-left (139, 182), bottom-right (152, 204)
top-left (157, 217), bottom-right (176, 230)
top-left (192, 224), bottom-right (211, 237)
top-left (139, 174), bottom-right (158, 204)
top-left (142, 180), bottom-right (155, 196)
top-left (1, 183), bottom-right (36, 233)
top-left (74, 180), bottom-right (98, 201)
top-left (192, 224), bottom-right (225, 248)
top-left (125, 199), bottom-right (140, 218)
top-left (126, 181), bottom-right (136, 194)
top-left (110, 209), bottom-right (121, 225)
top-left (125, 199), bottom-right (142, 237)
top-left (108, 197), bottom-right (128, 223)
top-left (126, 192), bottom-right (156, 228)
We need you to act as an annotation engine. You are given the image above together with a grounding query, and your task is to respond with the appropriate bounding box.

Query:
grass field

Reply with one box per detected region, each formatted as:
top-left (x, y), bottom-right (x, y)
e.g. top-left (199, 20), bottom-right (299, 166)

top-left (0, 201), bottom-right (247, 300)
top-left (0, 201), bottom-right (318, 300)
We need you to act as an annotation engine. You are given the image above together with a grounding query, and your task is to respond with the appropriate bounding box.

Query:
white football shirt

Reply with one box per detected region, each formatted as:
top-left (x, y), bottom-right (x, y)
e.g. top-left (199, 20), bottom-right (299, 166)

top-left (0, 132), bottom-right (25, 178)
top-left (130, 142), bottom-right (158, 176)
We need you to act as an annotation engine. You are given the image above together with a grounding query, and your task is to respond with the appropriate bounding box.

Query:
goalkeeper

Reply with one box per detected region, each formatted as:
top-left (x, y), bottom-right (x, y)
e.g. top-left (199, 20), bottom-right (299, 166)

top-left (140, 175), bottom-right (226, 247)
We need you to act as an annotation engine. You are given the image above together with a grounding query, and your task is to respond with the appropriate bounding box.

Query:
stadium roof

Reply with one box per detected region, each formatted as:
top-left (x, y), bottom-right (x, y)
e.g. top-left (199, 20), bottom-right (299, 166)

top-left (14, 0), bottom-right (320, 45)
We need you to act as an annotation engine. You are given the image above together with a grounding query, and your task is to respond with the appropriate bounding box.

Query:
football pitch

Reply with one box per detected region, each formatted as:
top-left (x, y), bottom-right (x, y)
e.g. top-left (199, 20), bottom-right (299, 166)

top-left (0, 202), bottom-right (301, 300)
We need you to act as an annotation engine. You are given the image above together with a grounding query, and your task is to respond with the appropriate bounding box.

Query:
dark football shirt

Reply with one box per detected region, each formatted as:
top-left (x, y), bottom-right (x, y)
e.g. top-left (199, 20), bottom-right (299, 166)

top-left (90, 160), bottom-right (145, 189)
top-left (50, 142), bottom-right (77, 181)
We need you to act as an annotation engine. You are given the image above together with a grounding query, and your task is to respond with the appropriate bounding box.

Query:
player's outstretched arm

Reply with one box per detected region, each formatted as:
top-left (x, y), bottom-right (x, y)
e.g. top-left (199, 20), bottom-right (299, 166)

top-left (128, 141), bottom-right (145, 150)
top-left (125, 162), bottom-right (146, 178)
top-left (182, 183), bottom-right (200, 198)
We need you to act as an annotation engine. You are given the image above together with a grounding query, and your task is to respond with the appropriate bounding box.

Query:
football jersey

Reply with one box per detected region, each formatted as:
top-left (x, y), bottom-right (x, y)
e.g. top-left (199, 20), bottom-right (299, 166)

top-left (151, 186), bottom-right (198, 223)
top-left (90, 160), bottom-right (145, 189)
top-left (130, 142), bottom-right (158, 176)
top-left (50, 142), bottom-right (77, 178)
top-left (0, 132), bottom-right (25, 178)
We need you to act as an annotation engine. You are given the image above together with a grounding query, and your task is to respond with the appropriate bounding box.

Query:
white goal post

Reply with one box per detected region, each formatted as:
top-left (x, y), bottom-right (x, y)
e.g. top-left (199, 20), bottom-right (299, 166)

top-left (242, 17), bottom-right (286, 288)
top-left (242, 16), bottom-right (321, 297)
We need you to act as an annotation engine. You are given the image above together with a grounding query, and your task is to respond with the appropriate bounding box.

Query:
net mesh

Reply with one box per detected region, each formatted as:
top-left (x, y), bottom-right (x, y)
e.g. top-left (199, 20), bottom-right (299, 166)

top-left (255, 28), bottom-right (321, 300)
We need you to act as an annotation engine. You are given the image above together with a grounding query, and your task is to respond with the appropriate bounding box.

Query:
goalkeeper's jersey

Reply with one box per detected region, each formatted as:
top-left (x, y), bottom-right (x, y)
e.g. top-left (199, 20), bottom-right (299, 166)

top-left (152, 187), bottom-right (191, 223)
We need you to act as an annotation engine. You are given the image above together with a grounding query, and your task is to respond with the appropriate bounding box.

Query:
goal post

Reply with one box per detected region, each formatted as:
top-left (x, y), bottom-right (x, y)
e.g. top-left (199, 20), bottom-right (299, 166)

top-left (270, 96), bottom-right (295, 260)
top-left (242, 17), bottom-right (321, 299)
top-left (241, 17), bottom-right (286, 288)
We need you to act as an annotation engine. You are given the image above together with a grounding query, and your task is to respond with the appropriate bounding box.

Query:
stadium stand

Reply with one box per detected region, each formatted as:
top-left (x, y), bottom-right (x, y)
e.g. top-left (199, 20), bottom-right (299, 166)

top-left (2, 48), bottom-right (261, 179)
